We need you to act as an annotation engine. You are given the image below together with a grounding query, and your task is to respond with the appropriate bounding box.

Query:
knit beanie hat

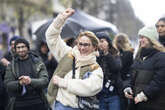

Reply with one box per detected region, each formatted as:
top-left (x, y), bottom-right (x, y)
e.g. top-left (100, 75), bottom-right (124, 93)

top-left (96, 32), bottom-right (112, 45)
top-left (138, 26), bottom-right (158, 41)
top-left (9, 36), bottom-right (20, 45)
top-left (96, 32), bottom-right (118, 55)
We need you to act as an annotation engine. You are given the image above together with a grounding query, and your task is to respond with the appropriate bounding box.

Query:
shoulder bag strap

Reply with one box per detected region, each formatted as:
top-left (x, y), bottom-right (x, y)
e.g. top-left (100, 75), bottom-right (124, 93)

top-left (72, 57), bottom-right (75, 79)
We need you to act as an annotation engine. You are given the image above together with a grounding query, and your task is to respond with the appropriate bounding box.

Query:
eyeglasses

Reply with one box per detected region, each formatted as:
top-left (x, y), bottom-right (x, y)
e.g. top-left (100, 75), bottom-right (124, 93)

top-left (78, 42), bottom-right (91, 47)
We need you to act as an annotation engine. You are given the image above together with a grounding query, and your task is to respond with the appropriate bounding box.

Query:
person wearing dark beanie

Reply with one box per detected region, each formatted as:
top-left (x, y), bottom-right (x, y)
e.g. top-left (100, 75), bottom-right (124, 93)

top-left (96, 32), bottom-right (118, 55)
top-left (156, 17), bottom-right (165, 47)
top-left (9, 36), bottom-right (20, 45)
top-left (96, 32), bottom-right (112, 44)
top-left (96, 32), bottom-right (121, 110)
top-left (0, 35), bottom-right (20, 110)
top-left (0, 36), bottom-right (20, 66)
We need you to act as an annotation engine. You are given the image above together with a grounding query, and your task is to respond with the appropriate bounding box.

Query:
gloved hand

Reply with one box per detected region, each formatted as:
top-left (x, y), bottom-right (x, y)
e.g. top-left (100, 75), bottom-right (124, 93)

top-left (134, 91), bottom-right (148, 104)
top-left (124, 87), bottom-right (134, 99)
top-left (52, 75), bottom-right (68, 89)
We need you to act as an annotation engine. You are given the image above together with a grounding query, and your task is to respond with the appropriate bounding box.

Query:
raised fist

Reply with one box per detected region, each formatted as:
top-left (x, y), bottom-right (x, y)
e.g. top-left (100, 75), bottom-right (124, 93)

top-left (61, 8), bottom-right (75, 20)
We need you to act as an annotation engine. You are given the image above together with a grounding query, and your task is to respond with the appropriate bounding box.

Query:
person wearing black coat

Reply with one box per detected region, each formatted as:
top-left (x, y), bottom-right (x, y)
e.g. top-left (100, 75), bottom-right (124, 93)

top-left (96, 32), bottom-right (122, 110)
top-left (0, 62), bottom-right (6, 110)
top-left (113, 33), bottom-right (134, 110)
top-left (0, 36), bottom-right (19, 67)
top-left (0, 36), bottom-right (19, 110)
top-left (123, 26), bottom-right (165, 110)
top-left (36, 41), bottom-right (58, 80)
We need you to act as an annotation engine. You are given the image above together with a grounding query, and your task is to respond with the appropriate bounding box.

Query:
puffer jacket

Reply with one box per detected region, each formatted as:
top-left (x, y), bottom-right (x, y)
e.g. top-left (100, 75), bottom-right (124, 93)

top-left (125, 49), bottom-right (165, 110)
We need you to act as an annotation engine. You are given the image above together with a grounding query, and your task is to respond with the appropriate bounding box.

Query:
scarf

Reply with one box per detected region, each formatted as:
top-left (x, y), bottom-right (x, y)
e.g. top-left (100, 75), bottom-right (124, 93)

top-left (72, 46), bottom-right (98, 68)
top-left (140, 47), bottom-right (158, 59)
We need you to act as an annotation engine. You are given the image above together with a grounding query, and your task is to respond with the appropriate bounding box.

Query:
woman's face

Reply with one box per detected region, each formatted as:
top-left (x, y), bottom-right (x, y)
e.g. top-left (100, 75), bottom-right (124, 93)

top-left (156, 20), bottom-right (165, 37)
top-left (139, 36), bottom-right (151, 48)
top-left (98, 38), bottom-right (109, 52)
top-left (77, 36), bottom-right (96, 56)
top-left (40, 44), bottom-right (48, 54)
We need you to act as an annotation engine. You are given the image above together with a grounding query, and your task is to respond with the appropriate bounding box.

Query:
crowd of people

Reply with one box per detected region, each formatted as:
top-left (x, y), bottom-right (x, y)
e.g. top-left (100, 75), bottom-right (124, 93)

top-left (0, 8), bottom-right (165, 110)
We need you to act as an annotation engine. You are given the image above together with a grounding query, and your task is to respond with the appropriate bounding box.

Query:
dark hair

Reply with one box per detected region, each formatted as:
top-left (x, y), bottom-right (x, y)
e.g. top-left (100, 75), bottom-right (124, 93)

top-left (39, 41), bottom-right (48, 48)
top-left (14, 38), bottom-right (30, 50)
top-left (96, 32), bottom-right (118, 55)
top-left (96, 32), bottom-right (112, 44)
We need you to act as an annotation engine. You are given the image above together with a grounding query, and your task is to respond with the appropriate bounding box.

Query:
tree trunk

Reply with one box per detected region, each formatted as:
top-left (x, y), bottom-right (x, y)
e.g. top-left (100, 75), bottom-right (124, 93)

top-left (18, 7), bottom-right (24, 37)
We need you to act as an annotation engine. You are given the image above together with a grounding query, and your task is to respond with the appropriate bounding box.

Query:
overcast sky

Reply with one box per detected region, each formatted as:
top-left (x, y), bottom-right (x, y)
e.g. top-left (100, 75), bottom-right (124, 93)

top-left (129, 0), bottom-right (165, 26)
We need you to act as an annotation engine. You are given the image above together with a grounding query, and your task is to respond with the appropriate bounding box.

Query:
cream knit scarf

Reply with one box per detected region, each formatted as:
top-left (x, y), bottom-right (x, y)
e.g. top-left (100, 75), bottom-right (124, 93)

top-left (72, 46), bottom-right (98, 68)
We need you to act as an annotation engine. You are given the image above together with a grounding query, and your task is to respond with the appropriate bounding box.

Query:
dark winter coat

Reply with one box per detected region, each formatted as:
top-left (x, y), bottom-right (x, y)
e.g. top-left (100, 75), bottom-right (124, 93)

top-left (35, 42), bottom-right (58, 80)
top-left (125, 48), bottom-right (165, 110)
top-left (3, 51), bottom-right (15, 62)
top-left (97, 52), bottom-right (121, 97)
top-left (119, 51), bottom-right (133, 80)
top-left (159, 35), bottom-right (165, 47)
top-left (0, 63), bottom-right (5, 107)
top-left (4, 52), bottom-right (49, 110)
top-left (118, 50), bottom-right (133, 93)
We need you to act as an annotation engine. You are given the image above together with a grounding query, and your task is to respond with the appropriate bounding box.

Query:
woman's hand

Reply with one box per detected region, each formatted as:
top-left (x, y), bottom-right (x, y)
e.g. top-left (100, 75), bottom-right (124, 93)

top-left (61, 8), bottom-right (75, 20)
top-left (124, 87), bottom-right (134, 99)
top-left (134, 91), bottom-right (148, 104)
top-left (52, 75), bottom-right (67, 89)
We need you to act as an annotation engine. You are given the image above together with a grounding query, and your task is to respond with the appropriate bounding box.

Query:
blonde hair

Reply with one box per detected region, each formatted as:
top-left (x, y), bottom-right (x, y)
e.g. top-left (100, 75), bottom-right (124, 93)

top-left (77, 31), bottom-right (99, 50)
top-left (113, 33), bottom-right (134, 52)
top-left (135, 37), bottom-right (165, 59)
top-left (144, 38), bottom-right (165, 52)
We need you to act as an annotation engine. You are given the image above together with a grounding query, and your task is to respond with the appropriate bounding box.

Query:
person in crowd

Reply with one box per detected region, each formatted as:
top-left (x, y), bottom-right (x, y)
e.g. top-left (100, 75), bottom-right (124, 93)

top-left (113, 33), bottom-right (134, 110)
top-left (96, 32), bottom-right (121, 110)
top-left (0, 35), bottom-right (20, 110)
top-left (0, 62), bottom-right (6, 110)
top-left (36, 41), bottom-right (58, 80)
top-left (123, 26), bottom-right (165, 110)
top-left (155, 17), bottom-right (165, 46)
top-left (46, 8), bottom-right (103, 110)
top-left (4, 38), bottom-right (49, 110)
top-left (0, 36), bottom-right (19, 66)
